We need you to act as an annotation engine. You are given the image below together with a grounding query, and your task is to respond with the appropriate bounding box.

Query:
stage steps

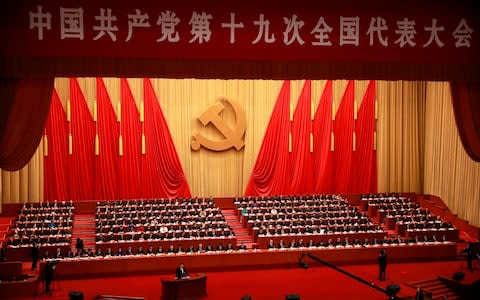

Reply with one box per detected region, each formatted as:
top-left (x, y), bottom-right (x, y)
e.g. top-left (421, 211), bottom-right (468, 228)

top-left (71, 214), bottom-right (96, 252)
top-left (0, 217), bottom-right (14, 246)
top-left (221, 208), bottom-right (257, 249)
top-left (407, 278), bottom-right (459, 300)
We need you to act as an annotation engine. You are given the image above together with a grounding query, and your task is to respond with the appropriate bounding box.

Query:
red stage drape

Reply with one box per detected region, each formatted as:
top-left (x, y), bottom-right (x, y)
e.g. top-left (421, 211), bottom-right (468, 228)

top-left (142, 78), bottom-right (191, 199)
top-left (351, 81), bottom-right (377, 193)
top-left (44, 88), bottom-right (68, 201)
top-left (245, 81), bottom-right (291, 196)
top-left (94, 78), bottom-right (119, 200)
top-left (313, 80), bottom-right (334, 193)
top-left (68, 78), bottom-right (95, 200)
top-left (118, 79), bottom-right (142, 199)
top-left (0, 78), bottom-right (53, 171)
top-left (450, 82), bottom-right (480, 162)
top-left (333, 81), bottom-right (355, 193)
top-left (290, 80), bottom-right (313, 194)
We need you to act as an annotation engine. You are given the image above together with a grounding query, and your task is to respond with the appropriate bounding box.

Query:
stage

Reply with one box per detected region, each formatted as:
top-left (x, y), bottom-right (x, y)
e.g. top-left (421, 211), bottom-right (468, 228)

top-left (40, 242), bottom-right (456, 279)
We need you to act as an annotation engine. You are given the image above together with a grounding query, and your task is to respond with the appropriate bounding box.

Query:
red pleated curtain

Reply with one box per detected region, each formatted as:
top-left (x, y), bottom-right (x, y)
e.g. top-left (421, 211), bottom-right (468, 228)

top-left (245, 81), bottom-right (291, 196)
top-left (93, 78), bottom-right (119, 200)
top-left (118, 79), bottom-right (143, 199)
top-left (290, 80), bottom-right (314, 194)
top-left (333, 81), bottom-right (355, 193)
top-left (44, 89), bottom-right (69, 201)
top-left (68, 78), bottom-right (95, 201)
top-left (313, 80), bottom-right (334, 193)
top-left (142, 78), bottom-right (191, 199)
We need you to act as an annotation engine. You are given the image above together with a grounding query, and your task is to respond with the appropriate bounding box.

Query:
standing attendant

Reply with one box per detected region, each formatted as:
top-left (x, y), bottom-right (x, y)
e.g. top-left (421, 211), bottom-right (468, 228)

top-left (75, 238), bottom-right (84, 256)
top-left (31, 242), bottom-right (39, 271)
top-left (461, 243), bottom-right (476, 271)
top-left (378, 249), bottom-right (387, 281)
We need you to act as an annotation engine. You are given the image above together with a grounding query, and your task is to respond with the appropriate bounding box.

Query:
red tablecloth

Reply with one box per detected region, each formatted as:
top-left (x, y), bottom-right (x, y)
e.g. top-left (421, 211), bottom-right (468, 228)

top-left (96, 237), bottom-right (236, 252)
top-left (256, 232), bottom-right (386, 248)
top-left (42, 243), bottom-right (457, 278)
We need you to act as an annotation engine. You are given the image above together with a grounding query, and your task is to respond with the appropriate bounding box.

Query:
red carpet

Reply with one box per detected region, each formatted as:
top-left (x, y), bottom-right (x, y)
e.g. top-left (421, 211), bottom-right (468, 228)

top-left (15, 260), bottom-right (478, 300)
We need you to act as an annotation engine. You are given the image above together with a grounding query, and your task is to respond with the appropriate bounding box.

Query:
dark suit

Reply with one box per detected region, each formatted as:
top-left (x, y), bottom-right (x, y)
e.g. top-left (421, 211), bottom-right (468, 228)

top-left (31, 244), bottom-right (39, 271)
top-left (176, 266), bottom-right (188, 279)
top-left (378, 250), bottom-right (387, 281)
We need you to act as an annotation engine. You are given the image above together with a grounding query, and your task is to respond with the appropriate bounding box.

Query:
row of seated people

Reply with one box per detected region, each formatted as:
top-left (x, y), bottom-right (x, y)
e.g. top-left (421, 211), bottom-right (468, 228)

top-left (248, 210), bottom-right (370, 223)
top-left (97, 222), bottom-right (229, 234)
top-left (244, 207), bottom-right (360, 218)
top-left (44, 242), bottom-right (249, 260)
top-left (265, 234), bottom-right (452, 249)
top-left (11, 227), bottom-right (72, 238)
top-left (96, 198), bottom-right (217, 211)
top-left (97, 205), bottom-right (221, 217)
top-left (13, 217), bottom-right (73, 227)
top-left (235, 195), bottom-right (352, 211)
top-left (376, 203), bottom-right (421, 214)
top-left (405, 221), bottom-right (455, 231)
top-left (360, 193), bottom-right (410, 203)
top-left (17, 213), bottom-right (73, 222)
top-left (395, 214), bottom-right (445, 226)
top-left (6, 234), bottom-right (71, 248)
top-left (18, 200), bottom-right (75, 214)
top-left (256, 224), bottom-right (383, 237)
top-left (361, 195), bottom-right (414, 211)
top-left (235, 194), bottom-right (347, 202)
top-left (235, 198), bottom-right (350, 209)
top-left (383, 209), bottom-right (431, 220)
top-left (96, 227), bottom-right (234, 242)
top-left (250, 215), bottom-right (373, 227)
top-left (96, 213), bottom-right (224, 226)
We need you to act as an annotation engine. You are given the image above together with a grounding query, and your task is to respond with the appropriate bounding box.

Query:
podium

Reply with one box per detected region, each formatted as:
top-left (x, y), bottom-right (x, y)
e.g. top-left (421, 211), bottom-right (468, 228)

top-left (161, 273), bottom-right (207, 300)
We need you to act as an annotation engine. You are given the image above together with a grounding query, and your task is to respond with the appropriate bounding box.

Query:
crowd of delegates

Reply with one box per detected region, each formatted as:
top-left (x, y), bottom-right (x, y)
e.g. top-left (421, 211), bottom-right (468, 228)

top-left (95, 198), bottom-right (234, 243)
top-left (43, 242), bottom-right (250, 261)
top-left (361, 194), bottom-right (456, 238)
top-left (6, 201), bottom-right (74, 248)
top-left (234, 195), bottom-right (383, 237)
top-left (265, 234), bottom-right (453, 250)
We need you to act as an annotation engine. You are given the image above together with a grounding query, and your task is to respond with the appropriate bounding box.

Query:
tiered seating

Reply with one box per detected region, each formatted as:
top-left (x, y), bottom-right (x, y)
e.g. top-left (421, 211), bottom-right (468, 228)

top-left (95, 198), bottom-right (235, 253)
top-left (361, 194), bottom-right (458, 241)
top-left (6, 201), bottom-right (74, 248)
top-left (234, 195), bottom-right (384, 248)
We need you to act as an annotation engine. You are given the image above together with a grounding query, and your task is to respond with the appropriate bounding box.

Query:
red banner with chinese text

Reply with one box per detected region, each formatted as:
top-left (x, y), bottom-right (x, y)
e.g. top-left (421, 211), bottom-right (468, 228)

top-left (1, 0), bottom-right (478, 67)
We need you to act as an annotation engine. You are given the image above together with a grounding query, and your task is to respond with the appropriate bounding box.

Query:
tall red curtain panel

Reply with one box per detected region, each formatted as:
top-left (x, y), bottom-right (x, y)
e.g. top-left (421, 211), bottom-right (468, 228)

top-left (68, 78), bottom-right (95, 201)
top-left (245, 81), bottom-right (291, 196)
top-left (94, 78), bottom-right (119, 200)
top-left (142, 78), bottom-right (191, 199)
top-left (351, 81), bottom-right (377, 194)
top-left (118, 79), bottom-right (143, 199)
top-left (333, 81), bottom-right (355, 193)
top-left (450, 82), bottom-right (480, 162)
top-left (0, 78), bottom-right (53, 171)
top-left (44, 89), bottom-right (69, 201)
top-left (313, 81), bottom-right (334, 193)
top-left (290, 80), bottom-right (314, 194)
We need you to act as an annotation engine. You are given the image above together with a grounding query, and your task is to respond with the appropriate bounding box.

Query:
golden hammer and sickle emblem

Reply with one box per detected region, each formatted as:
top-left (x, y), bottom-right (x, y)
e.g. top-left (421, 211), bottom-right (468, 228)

top-left (191, 98), bottom-right (246, 151)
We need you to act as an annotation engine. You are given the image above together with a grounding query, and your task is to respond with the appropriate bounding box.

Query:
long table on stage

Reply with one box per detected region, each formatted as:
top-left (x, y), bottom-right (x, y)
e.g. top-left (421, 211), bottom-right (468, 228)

top-left (41, 242), bottom-right (457, 279)
top-left (4, 244), bottom-right (70, 261)
top-left (256, 232), bottom-right (385, 248)
top-left (161, 273), bottom-right (207, 300)
top-left (96, 237), bottom-right (236, 252)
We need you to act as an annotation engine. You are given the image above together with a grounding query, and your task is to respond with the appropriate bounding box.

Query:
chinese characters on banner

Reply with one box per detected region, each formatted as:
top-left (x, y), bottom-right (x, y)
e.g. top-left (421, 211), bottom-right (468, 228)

top-left (29, 5), bottom-right (474, 48)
